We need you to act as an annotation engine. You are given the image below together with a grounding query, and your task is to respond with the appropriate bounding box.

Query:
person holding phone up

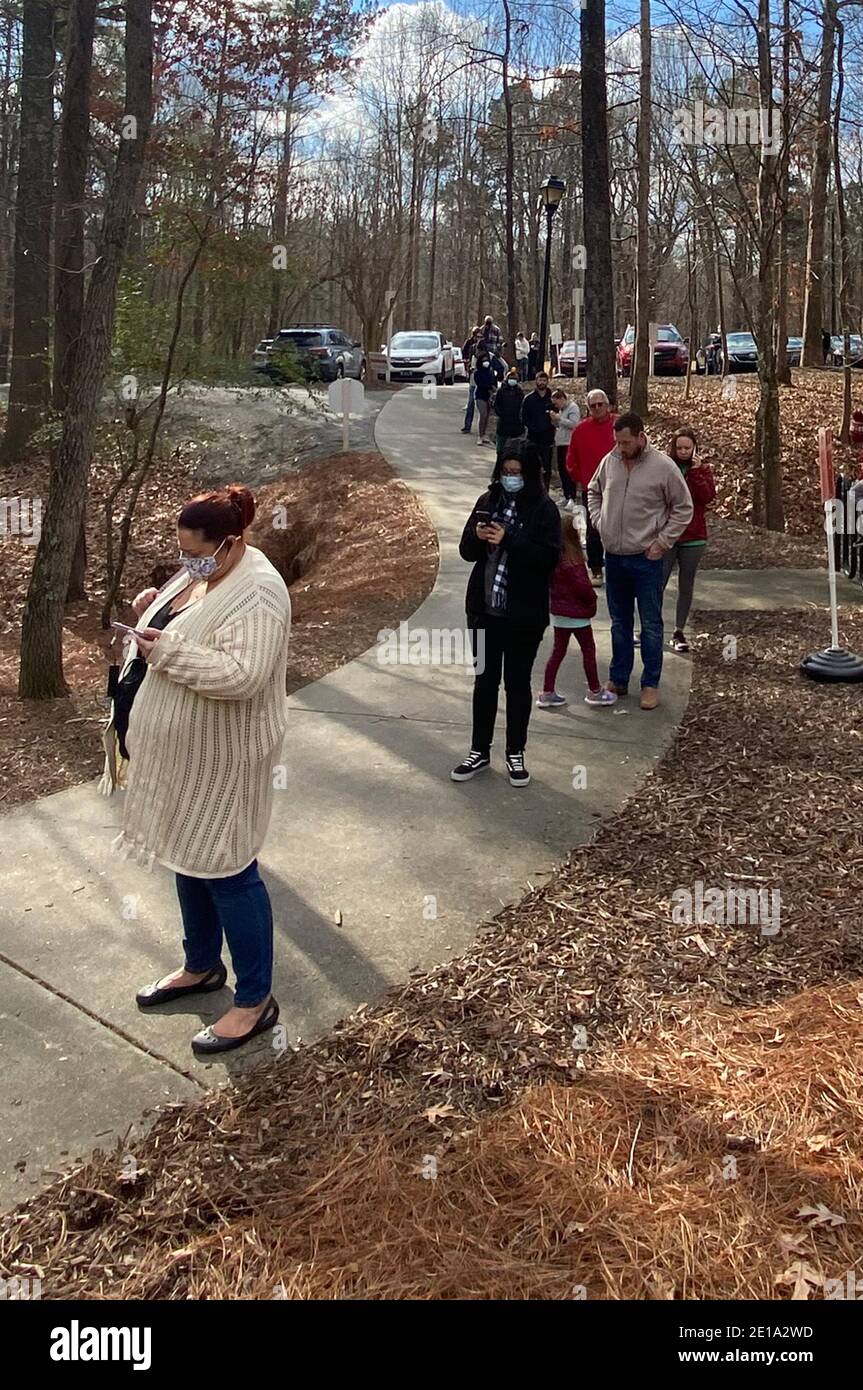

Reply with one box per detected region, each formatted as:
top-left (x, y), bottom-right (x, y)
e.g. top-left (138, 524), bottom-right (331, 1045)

top-left (452, 440), bottom-right (561, 787)
top-left (99, 484), bottom-right (291, 1057)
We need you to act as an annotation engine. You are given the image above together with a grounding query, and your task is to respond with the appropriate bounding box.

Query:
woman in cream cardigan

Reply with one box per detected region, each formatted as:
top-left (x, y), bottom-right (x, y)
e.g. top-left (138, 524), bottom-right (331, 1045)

top-left (101, 484), bottom-right (290, 1056)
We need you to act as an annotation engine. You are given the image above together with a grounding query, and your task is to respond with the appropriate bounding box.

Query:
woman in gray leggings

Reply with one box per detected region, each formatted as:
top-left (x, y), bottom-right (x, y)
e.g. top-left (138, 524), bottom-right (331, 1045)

top-left (662, 427), bottom-right (716, 653)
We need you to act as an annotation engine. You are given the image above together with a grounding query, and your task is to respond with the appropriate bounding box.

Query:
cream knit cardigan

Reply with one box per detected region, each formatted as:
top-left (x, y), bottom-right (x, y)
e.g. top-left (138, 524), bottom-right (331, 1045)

top-left (101, 545), bottom-right (291, 879)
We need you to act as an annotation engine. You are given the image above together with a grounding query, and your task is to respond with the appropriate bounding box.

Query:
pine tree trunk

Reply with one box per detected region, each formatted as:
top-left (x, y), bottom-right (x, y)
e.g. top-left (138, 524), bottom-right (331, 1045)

top-left (18, 0), bottom-right (153, 699)
top-left (630, 0), bottom-right (651, 417)
top-left (54, 0), bottom-right (96, 412)
top-left (801, 0), bottom-right (835, 366)
top-left (1, 0), bottom-right (54, 463)
top-left (580, 0), bottom-right (617, 404)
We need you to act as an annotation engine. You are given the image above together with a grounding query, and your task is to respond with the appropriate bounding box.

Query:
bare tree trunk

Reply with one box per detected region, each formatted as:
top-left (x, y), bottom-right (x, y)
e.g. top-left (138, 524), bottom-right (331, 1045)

top-left (580, 0), bottom-right (617, 405)
top-left (753, 0), bottom-right (783, 531)
top-left (56, 0), bottom-right (97, 601)
top-left (775, 0), bottom-right (792, 387)
top-left (801, 0), bottom-right (835, 367)
top-left (831, 3), bottom-right (851, 443)
top-left (630, 0), bottom-right (651, 417)
top-left (501, 0), bottom-right (517, 359)
top-left (1, 0), bottom-right (54, 463)
top-left (54, 0), bottom-right (96, 412)
top-left (19, 0), bottom-right (154, 699)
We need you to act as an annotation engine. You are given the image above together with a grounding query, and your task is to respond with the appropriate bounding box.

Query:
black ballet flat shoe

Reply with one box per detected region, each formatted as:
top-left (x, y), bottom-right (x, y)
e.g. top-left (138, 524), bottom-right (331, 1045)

top-left (136, 962), bottom-right (227, 1009)
top-left (190, 997), bottom-right (280, 1057)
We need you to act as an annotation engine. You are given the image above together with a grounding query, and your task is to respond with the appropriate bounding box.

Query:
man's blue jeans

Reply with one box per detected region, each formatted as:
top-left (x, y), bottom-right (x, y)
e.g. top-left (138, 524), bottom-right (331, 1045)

top-left (463, 381), bottom-right (476, 430)
top-left (176, 859), bottom-right (273, 1008)
top-left (605, 551), bottom-right (664, 689)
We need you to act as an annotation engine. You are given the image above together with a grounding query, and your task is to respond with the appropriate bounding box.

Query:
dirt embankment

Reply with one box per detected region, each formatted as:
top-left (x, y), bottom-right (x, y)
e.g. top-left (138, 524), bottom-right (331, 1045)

top-left (0, 444), bottom-right (437, 810)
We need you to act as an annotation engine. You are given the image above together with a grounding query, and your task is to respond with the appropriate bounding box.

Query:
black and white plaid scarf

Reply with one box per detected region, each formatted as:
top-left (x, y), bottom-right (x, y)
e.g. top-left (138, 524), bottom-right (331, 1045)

top-left (489, 496), bottom-right (518, 610)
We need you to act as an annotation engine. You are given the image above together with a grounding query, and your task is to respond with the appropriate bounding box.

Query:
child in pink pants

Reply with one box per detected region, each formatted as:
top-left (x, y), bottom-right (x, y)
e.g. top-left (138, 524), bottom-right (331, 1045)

top-left (537, 512), bottom-right (617, 709)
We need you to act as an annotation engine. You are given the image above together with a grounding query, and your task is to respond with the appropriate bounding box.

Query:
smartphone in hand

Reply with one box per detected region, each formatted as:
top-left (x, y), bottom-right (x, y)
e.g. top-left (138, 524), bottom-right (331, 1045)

top-left (111, 621), bottom-right (138, 636)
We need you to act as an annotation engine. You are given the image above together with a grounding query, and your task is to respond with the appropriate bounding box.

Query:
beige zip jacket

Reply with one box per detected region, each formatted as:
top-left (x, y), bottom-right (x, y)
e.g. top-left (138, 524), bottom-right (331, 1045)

top-left (587, 442), bottom-right (694, 555)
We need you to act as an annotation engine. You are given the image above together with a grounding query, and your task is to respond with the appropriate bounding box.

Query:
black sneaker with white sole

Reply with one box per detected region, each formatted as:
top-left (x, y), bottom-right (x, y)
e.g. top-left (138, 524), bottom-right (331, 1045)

top-left (451, 750), bottom-right (491, 781)
top-left (505, 751), bottom-right (530, 787)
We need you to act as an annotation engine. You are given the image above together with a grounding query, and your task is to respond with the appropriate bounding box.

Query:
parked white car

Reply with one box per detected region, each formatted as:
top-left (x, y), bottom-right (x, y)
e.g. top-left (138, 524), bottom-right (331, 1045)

top-left (452, 346), bottom-right (467, 381)
top-left (385, 331), bottom-right (455, 385)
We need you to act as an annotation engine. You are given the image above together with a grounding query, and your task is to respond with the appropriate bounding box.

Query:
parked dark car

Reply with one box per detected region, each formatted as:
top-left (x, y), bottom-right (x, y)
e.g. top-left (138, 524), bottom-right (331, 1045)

top-left (716, 331), bottom-right (759, 373)
top-left (617, 323), bottom-right (689, 377)
top-left (264, 325), bottom-right (365, 383)
top-left (557, 340), bottom-right (587, 377)
top-left (828, 334), bottom-right (863, 368)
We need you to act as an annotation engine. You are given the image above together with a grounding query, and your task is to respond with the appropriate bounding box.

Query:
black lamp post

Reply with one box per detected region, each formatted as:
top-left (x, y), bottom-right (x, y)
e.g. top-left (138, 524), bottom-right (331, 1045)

top-left (537, 175), bottom-right (566, 375)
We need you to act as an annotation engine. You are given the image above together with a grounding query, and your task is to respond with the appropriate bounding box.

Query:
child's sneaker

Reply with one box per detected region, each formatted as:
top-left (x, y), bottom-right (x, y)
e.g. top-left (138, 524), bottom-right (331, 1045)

top-left (671, 630), bottom-right (689, 652)
top-left (536, 690), bottom-right (567, 709)
top-left (585, 687), bottom-right (617, 706)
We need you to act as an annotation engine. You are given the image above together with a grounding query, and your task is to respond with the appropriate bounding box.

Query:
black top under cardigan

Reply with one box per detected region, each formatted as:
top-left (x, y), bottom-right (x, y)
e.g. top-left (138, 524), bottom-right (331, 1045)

top-left (459, 485), bottom-right (562, 629)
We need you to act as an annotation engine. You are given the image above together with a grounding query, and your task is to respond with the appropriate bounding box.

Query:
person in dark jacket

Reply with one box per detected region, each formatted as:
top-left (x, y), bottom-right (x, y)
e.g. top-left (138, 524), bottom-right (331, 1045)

top-left (662, 426), bottom-right (716, 652)
top-left (460, 326), bottom-right (482, 433)
top-left (473, 351), bottom-right (506, 444)
top-left (493, 369), bottom-right (525, 460)
top-left (527, 333), bottom-right (540, 378)
top-left (452, 441), bottom-right (561, 788)
top-left (521, 371), bottom-right (559, 491)
top-left (537, 513), bottom-right (617, 709)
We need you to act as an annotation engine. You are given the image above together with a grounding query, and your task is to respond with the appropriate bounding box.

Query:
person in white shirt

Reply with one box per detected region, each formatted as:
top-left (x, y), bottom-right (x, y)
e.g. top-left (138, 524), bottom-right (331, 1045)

top-left (515, 332), bottom-right (530, 381)
top-left (551, 389), bottom-right (581, 501)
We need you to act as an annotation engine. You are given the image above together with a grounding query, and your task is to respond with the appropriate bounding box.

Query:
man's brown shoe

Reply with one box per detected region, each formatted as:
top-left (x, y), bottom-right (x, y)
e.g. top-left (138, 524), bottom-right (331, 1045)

top-left (640, 686), bottom-right (658, 710)
top-left (607, 681), bottom-right (628, 697)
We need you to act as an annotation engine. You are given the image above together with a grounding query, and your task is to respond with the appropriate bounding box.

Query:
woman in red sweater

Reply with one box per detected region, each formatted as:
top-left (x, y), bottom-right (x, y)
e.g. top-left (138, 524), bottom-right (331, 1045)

top-left (538, 513), bottom-right (617, 707)
top-left (662, 427), bottom-right (716, 652)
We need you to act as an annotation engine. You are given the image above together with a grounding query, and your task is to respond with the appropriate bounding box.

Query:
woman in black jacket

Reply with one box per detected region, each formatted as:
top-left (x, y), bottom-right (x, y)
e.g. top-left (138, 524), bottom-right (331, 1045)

top-left (493, 369), bottom-right (526, 461)
top-left (452, 441), bottom-right (561, 787)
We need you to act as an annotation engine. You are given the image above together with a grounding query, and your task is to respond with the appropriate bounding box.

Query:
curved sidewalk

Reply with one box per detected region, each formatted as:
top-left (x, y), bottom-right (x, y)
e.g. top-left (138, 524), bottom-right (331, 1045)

top-left (0, 383), bottom-right (691, 1209)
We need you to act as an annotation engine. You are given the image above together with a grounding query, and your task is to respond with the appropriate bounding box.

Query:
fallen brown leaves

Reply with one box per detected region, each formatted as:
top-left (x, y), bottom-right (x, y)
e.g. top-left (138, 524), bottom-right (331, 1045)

top-left (2, 606), bottom-right (862, 1299)
top-left (0, 450), bottom-right (438, 808)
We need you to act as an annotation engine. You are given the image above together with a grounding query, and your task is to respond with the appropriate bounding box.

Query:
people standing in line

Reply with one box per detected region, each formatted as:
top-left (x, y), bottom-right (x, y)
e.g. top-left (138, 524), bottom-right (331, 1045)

top-left (452, 441), bottom-right (561, 788)
top-left (662, 427), bottom-right (716, 653)
top-left (493, 368), bottom-right (525, 461)
top-left (101, 485), bottom-right (291, 1055)
top-left (515, 331), bottom-right (531, 381)
top-left (566, 388), bottom-right (616, 585)
top-left (527, 333), bottom-right (540, 379)
top-left (537, 512), bottom-right (617, 710)
top-left (588, 412), bottom-right (693, 711)
top-left (551, 389), bottom-right (580, 501)
top-left (521, 370), bottom-right (558, 492)
top-left (473, 350), bottom-right (505, 446)
top-left (460, 326), bottom-right (482, 434)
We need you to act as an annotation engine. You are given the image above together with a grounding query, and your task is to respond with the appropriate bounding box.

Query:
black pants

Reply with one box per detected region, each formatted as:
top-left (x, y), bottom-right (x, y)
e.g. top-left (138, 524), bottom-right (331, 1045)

top-left (528, 438), bottom-right (553, 491)
top-left (575, 483), bottom-right (604, 573)
top-left (469, 616), bottom-right (546, 755)
top-left (556, 445), bottom-right (576, 499)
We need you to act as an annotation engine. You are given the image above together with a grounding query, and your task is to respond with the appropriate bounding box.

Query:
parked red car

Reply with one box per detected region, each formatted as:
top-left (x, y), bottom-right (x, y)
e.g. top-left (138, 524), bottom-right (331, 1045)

top-left (557, 339), bottom-right (587, 377)
top-left (617, 324), bottom-right (689, 377)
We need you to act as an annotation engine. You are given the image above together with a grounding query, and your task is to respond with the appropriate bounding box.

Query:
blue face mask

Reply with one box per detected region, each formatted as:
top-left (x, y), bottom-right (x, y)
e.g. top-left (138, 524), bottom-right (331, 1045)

top-left (179, 537), bottom-right (227, 579)
top-left (501, 475), bottom-right (524, 494)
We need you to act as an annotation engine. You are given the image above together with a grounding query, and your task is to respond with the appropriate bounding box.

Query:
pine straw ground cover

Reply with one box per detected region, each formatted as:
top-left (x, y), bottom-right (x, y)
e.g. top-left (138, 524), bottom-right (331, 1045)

top-left (2, 606), bottom-right (863, 1299)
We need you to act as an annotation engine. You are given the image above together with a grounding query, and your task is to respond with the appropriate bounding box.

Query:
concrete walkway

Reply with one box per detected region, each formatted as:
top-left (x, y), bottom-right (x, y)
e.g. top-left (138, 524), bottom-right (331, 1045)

top-left (0, 383), bottom-right (856, 1211)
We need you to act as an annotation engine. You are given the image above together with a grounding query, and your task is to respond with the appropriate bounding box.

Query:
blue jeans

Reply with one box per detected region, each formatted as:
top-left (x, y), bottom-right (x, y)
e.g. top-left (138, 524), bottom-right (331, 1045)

top-left (605, 551), bottom-right (664, 689)
top-left (176, 859), bottom-right (273, 1008)
top-left (463, 381), bottom-right (476, 430)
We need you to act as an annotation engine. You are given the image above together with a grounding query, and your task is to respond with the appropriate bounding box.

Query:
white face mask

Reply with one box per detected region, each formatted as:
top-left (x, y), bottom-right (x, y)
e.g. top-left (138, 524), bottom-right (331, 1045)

top-left (178, 537), bottom-right (228, 579)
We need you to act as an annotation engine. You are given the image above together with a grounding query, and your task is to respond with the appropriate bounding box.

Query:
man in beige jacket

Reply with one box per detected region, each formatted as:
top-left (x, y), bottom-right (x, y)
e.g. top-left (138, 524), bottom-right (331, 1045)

top-left (588, 411), bottom-right (693, 709)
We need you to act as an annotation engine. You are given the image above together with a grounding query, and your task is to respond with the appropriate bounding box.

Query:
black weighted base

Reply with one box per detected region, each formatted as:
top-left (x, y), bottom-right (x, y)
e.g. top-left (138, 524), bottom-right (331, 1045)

top-left (800, 646), bottom-right (863, 682)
